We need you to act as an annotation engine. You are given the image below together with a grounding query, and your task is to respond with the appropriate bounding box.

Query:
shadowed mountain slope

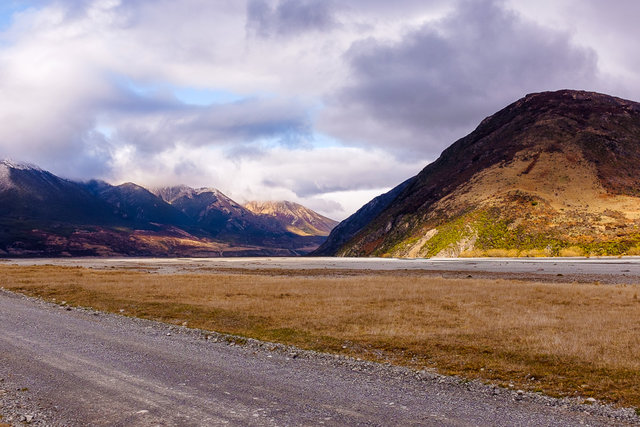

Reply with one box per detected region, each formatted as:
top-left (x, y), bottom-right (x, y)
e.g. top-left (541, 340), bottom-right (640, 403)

top-left (0, 164), bottom-right (334, 257)
top-left (319, 90), bottom-right (640, 257)
top-left (85, 181), bottom-right (193, 227)
top-left (312, 178), bottom-right (413, 256)
top-left (155, 186), bottom-right (268, 238)
top-left (0, 161), bottom-right (118, 226)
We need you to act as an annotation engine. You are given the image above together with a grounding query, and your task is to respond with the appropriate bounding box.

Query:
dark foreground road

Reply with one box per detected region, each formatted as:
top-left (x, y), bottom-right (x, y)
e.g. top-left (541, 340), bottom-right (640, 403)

top-left (0, 290), bottom-right (637, 426)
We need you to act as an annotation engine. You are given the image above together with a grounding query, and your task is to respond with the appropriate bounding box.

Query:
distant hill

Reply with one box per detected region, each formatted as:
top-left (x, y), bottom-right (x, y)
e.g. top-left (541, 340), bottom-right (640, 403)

top-left (244, 201), bottom-right (338, 236)
top-left (317, 90), bottom-right (640, 257)
top-left (155, 185), bottom-right (279, 242)
top-left (0, 162), bottom-right (335, 257)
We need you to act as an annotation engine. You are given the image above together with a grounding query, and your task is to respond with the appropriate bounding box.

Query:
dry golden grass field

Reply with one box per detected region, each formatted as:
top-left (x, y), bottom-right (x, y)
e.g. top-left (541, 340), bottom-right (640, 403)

top-left (1, 264), bottom-right (639, 408)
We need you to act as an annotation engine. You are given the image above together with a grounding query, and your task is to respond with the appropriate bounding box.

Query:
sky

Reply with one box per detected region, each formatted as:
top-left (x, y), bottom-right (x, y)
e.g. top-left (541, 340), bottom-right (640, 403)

top-left (0, 0), bottom-right (639, 220)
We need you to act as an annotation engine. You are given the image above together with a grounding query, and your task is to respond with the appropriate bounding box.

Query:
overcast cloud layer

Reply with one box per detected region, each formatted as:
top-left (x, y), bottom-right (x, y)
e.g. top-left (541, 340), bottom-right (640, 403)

top-left (0, 0), bottom-right (637, 219)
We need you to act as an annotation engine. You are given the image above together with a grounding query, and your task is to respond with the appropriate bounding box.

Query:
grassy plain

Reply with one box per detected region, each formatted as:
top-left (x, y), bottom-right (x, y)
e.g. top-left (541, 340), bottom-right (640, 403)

top-left (1, 264), bottom-right (639, 407)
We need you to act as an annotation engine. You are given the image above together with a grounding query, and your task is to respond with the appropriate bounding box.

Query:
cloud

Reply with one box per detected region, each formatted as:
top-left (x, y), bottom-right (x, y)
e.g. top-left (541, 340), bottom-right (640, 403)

top-left (246, 0), bottom-right (337, 37)
top-left (110, 96), bottom-right (312, 153)
top-left (0, 0), bottom-right (314, 180)
top-left (1, 0), bottom-right (639, 219)
top-left (105, 143), bottom-right (424, 220)
top-left (506, 0), bottom-right (640, 100)
top-left (319, 0), bottom-right (599, 159)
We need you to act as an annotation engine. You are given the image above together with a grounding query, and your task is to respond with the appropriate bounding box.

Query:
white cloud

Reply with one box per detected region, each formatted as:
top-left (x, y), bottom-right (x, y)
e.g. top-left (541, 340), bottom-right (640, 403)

top-left (106, 143), bottom-right (424, 220)
top-left (0, 0), bottom-right (638, 219)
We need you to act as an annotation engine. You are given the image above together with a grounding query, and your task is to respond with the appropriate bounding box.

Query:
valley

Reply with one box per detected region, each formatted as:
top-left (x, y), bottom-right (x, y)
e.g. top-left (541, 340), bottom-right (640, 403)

top-left (1, 260), bottom-right (639, 425)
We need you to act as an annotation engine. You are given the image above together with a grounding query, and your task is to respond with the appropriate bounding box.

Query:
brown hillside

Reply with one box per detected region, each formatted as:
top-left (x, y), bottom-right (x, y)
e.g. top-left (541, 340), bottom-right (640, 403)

top-left (334, 90), bottom-right (640, 257)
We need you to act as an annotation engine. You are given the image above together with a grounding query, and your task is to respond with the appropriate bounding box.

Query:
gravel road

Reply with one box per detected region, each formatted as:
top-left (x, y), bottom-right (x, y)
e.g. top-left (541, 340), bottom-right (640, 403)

top-left (1, 290), bottom-right (638, 426)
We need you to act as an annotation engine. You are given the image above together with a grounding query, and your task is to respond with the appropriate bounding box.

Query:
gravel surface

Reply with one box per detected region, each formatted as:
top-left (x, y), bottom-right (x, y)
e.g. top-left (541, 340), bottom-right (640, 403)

top-left (1, 289), bottom-right (639, 426)
top-left (4, 257), bottom-right (640, 284)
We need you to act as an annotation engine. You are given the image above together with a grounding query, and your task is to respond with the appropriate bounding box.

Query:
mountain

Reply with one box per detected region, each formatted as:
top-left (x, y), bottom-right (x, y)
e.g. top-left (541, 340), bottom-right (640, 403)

top-left (0, 161), bottom-right (118, 225)
top-left (154, 186), bottom-right (319, 249)
top-left (244, 201), bottom-right (338, 236)
top-left (318, 90), bottom-right (640, 258)
top-left (85, 181), bottom-right (193, 227)
top-left (155, 185), bottom-right (274, 239)
top-left (312, 179), bottom-right (413, 256)
top-left (0, 163), bottom-right (335, 257)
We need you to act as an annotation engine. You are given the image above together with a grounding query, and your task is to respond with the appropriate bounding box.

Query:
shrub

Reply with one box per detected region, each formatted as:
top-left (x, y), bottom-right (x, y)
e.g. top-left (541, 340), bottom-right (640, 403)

top-left (459, 249), bottom-right (484, 258)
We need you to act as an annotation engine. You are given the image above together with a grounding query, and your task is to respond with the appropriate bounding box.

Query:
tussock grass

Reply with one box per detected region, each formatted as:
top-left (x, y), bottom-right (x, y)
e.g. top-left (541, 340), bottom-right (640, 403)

top-left (559, 246), bottom-right (586, 257)
top-left (2, 265), bottom-right (640, 407)
top-left (627, 246), bottom-right (640, 256)
top-left (484, 248), bottom-right (520, 257)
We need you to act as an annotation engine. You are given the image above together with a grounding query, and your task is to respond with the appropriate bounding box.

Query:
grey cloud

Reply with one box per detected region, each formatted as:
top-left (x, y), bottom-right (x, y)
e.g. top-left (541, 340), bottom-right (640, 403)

top-left (223, 143), bottom-right (269, 161)
top-left (244, 0), bottom-right (448, 39)
top-left (0, 98), bottom-right (110, 181)
top-left (564, 0), bottom-right (640, 80)
top-left (246, 0), bottom-right (336, 37)
top-left (261, 164), bottom-right (415, 198)
top-left (304, 198), bottom-right (343, 214)
top-left (321, 0), bottom-right (599, 159)
top-left (261, 177), bottom-right (355, 197)
top-left (112, 97), bottom-right (312, 152)
top-left (38, 128), bottom-right (116, 182)
top-left (171, 159), bottom-right (199, 177)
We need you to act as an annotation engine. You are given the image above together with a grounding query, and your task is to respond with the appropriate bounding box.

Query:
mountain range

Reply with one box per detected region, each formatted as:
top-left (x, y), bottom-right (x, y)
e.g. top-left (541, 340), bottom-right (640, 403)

top-left (316, 90), bottom-right (640, 258)
top-left (5, 89), bottom-right (639, 259)
top-left (0, 161), bottom-right (337, 257)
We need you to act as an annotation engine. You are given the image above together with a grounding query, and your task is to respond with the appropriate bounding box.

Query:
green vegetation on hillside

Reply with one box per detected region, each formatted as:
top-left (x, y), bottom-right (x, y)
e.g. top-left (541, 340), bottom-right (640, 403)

top-left (379, 209), bottom-right (640, 258)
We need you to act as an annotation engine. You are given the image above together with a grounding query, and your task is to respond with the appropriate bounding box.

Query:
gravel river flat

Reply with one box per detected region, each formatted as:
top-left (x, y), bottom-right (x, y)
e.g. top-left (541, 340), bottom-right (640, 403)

top-left (4, 256), bottom-right (640, 282)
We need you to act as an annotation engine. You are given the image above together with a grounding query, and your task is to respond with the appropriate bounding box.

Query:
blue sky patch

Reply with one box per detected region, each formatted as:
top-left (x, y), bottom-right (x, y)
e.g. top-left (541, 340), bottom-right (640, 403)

top-left (0, 1), bottom-right (34, 31)
top-left (117, 75), bottom-right (246, 106)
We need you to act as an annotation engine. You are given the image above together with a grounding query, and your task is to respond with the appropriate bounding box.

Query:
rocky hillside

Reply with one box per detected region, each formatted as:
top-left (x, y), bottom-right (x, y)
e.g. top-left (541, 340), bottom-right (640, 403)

top-left (0, 161), bottom-right (117, 226)
top-left (85, 181), bottom-right (193, 227)
top-left (319, 90), bottom-right (640, 257)
top-left (244, 201), bottom-right (338, 236)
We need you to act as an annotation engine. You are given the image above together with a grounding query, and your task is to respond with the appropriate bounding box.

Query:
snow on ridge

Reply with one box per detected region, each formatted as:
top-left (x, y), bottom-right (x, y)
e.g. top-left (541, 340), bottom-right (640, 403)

top-left (0, 159), bottom-right (52, 190)
top-left (0, 161), bottom-right (14, 189)
top-left (0, 159), bottom-right (42, 171)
